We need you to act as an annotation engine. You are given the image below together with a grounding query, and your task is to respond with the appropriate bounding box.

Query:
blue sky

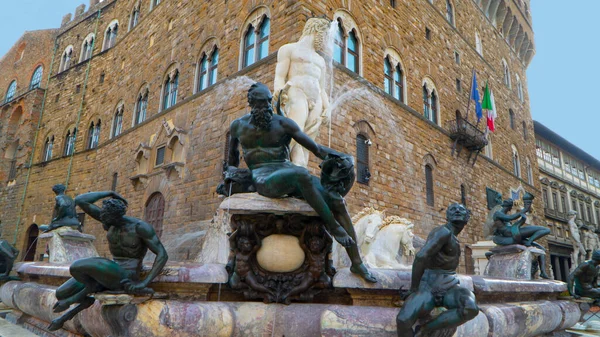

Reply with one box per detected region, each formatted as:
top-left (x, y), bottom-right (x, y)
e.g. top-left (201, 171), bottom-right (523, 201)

top-left (0, 1), bottom-right (597, 158)
top-left (527, 0), bottom-right (600, 159)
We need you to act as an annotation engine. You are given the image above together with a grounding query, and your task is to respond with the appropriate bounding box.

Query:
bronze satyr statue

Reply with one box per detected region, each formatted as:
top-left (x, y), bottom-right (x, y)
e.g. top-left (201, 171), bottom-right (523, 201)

top-left (49, 191), bottom-right (168, 331)
top-left (396, 203), bottom-right (478, 337)
top-left (490, 193), bottom-right (550, 278)
top-left (0, 239), bottom-right (19, 282)
top-left (568, 249), bottom-right (600, 302)
top-left (39, 184), bottom-right (81, 232)
top-left (225, 82), bottom-right (376, 283)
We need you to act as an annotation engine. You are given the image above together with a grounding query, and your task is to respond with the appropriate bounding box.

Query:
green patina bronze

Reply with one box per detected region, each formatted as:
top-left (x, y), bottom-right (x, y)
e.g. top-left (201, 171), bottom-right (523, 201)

top-left (49, 191), bottom-right (168, 331)
top-left (225, 82), bottom-right (376, 283)
top-left (396, 203), bottom-right (479, 337)
top-left (568, 250), bottom-right (600, 301)
top-left (39, 184), bottom-right (81, 232)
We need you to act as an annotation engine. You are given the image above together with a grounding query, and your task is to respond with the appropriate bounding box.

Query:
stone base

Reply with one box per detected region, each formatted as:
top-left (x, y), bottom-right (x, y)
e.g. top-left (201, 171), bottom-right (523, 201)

top-left (484, 244), bottom-right (545, 280)
top-left (220, 193), bottom-right (333, 304)
top-left (38, 228), bottom-right (98, 264)
top-left (468, 240), bottom-right (496, 276)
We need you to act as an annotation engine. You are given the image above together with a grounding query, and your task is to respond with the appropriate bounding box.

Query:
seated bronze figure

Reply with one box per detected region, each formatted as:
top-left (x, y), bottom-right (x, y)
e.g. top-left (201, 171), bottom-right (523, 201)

top-left (49, 191), bottom-right (168, 331)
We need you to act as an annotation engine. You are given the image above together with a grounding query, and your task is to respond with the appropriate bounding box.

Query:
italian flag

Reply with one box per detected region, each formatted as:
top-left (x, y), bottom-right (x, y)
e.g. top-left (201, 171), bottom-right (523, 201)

top-left (481, 82), bottom-right (496, 132)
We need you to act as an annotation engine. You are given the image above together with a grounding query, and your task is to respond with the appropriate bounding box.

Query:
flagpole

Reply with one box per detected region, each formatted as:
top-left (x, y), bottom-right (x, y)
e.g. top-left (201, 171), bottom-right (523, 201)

top-left (465, 67), bottom-right (475, 122)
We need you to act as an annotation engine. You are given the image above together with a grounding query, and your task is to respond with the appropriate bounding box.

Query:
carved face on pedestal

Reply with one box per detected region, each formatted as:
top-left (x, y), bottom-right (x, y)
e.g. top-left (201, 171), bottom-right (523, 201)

top-left (308, 237), bottom-right (325, 253)
top-left (237, 237), bottom-right (254, 254)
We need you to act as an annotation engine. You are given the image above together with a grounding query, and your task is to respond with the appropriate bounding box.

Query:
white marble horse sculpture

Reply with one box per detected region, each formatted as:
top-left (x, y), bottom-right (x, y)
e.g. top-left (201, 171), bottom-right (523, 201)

top-left (333, 207), bottom-right (415, 269)
top-left (363, 215), bottom-right (415, 269)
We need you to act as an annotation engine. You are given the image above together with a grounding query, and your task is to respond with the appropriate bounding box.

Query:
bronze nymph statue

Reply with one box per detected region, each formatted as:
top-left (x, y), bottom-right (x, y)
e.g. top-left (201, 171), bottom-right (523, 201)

top-left (49, 191), bottom-right (168, 331)
top-left (396, 203), bottom-right (479, 337)
top-left (39, 184), bottom-right (81, 232)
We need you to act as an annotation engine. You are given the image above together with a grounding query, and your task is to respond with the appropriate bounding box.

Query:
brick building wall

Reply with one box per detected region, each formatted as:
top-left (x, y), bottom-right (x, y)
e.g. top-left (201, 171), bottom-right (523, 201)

top-left (0, 0), bottom-right (541, 273)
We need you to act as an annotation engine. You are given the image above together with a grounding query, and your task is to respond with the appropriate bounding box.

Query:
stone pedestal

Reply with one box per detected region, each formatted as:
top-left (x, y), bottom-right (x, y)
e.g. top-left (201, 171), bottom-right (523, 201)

top-left (469, 240), bottom-right (496, 276)
top-left (220, 193), bottom-right (333, 303)
top-left (484, 244), bottom-right (545, 280)
top-left (38, 227), bottom-right (98, 264)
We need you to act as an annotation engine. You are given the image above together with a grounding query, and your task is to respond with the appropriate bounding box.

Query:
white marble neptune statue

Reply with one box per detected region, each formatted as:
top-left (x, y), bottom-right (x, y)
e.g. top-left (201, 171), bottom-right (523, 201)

top-left (274, 18), bottom-right (331, 167)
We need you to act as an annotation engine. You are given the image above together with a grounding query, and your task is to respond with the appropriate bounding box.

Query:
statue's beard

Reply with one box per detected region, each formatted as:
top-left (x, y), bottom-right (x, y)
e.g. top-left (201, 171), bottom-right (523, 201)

top-left (250, 107), bottom-right (273, 130)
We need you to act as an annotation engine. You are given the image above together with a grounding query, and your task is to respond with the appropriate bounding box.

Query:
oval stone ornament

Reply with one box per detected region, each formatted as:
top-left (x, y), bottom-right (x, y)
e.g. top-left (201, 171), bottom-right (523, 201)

top-left (256, 234), bottom-right (305, 273)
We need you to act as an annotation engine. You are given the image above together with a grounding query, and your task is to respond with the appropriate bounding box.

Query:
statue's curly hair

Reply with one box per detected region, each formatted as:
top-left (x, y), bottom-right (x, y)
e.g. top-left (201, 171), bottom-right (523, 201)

top-left (102, 198), bottom-right (127, 217)
top-left (52, 184), bottom-right (66, 194)
top-left (247, 82), bottom-right (272, 104)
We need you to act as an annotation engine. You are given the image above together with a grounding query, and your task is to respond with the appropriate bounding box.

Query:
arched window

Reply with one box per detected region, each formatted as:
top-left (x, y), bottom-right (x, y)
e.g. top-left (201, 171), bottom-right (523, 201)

top-left (242, 17), bottom-right (270, 68)
top-left (5, 81), bottom-right (16, 103)
top-left (522, 121), bottom-right (528, 140)
top-left (333, 20), bottom-right (345, 64)
top-left (422, 82), bottom-right (438, 124)
top-left (347, 30), bottom-right (359, 73)
top-left (129, 6), bottom-right (140, 31)
top-left (59, 46), bottom-right (73, 72)
top-left (509, 109), bottom-right (515, 129)
top-left (446, 0), bottom-right (455, 26)
top-left (332, 18), bottom-right (361, 74)
top-left (425, 164), bottom-right (435, 206)
top-left (162, 70), bottom-right (179, 111)
top-left (103, 21), bottom-right (119, 51)
top-left (356, 134), bottom-right (371, 184)
top-left (197, 47), bottom-right (219, 92)
top-left (484, 134), bottom-right (493, 159)
top-left (63, 128), bottom-right (76, 156)
top-left (516, 75), bottom-right (524, 102)
top-left (134, 89), bottom-right (148, 125)
top-left (460, 184), bottom-right (467, 206)
top-left (209, 48), bottom-right (219, 86)
top-left (475, 32), bottom-right (483, 56)
top-left (87, 120), bottom-right (101, 149)
top-left (151, 0), bottom-right (161, 10)
top-left (112, 106), bottom-right (124, 138)
top-left (502, 60), bottom-right (511, 88)
top-left (23, 225), bottom-right (39, 262)
top-left (512, 146), bottom-right (521, 177)
top-left (383, 55), bottom-right (405, 102)
top-left (30, 66), bottom-right (43, 90)
top-left (80, 34), bottom-right (95, 62)
top-left (145, 192), bottom-right (165, 238)
top-left (390, 0), bottom-right (396, 7)
top-left (43, 136), bottom-right (54, 161)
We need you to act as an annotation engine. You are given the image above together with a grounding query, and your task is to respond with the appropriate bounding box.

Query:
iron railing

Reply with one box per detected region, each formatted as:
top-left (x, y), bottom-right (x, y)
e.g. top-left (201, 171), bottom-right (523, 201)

top-left (446, 117), bottom-right (488, 151)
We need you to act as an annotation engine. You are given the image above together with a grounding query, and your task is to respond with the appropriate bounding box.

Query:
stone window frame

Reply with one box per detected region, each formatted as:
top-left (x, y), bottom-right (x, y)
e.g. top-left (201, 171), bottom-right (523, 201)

top-left (516, 74), bottom-right (524, 102)
top-left (239, 7), bottom-right (270, 70)
top-left (102, 20), bottom-right (119, 51)
top-left (59, 45), bottom-right (74, 73)
top-left (333, 11), bottom-right (363, 75)
top-left (509, 109), bottom-right (515, 130)
top-left (111, 103), bottom-right (125, 138)
top-left (383, 48), bottom-right (407, 104)
top-left (353, 120), bottom-right (375, 186)
top-left (87, 119), bottom-right (101, 150)
top-left (79, 33), bottom-right (96, 63)
top-left (422, 77), bottom-right (440, 125)
top-left (129, 2), bottom-right (141, 31)
top-left (149, 0), bottom-right (161, 11)
top-left (134, 84), bottom-right (149, 126)
top-left (502, 59), bottom-right (511, 88)
top-left (160, 65), bottom-right (180, 112)
top-left (4, 80), bottom-right (17, 103)
top-left (525, 157), bottom-right (533, 185)
top-left (423, 154), bottom-right (437, 207)
top-left (446, 0), bottom-right (456, 27)
top-left (63, 126), bottom-right (77, 157)
top-left (475, 31), bottom-right (483, 56)
top-left (42, 135), bottom-right (54, 162)
top-left (511, 144), bottom-right (521, 178)
top-left (29, 65), bottom-right (44, 90)
top-left (195, 41), bottom-right (220, 93)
